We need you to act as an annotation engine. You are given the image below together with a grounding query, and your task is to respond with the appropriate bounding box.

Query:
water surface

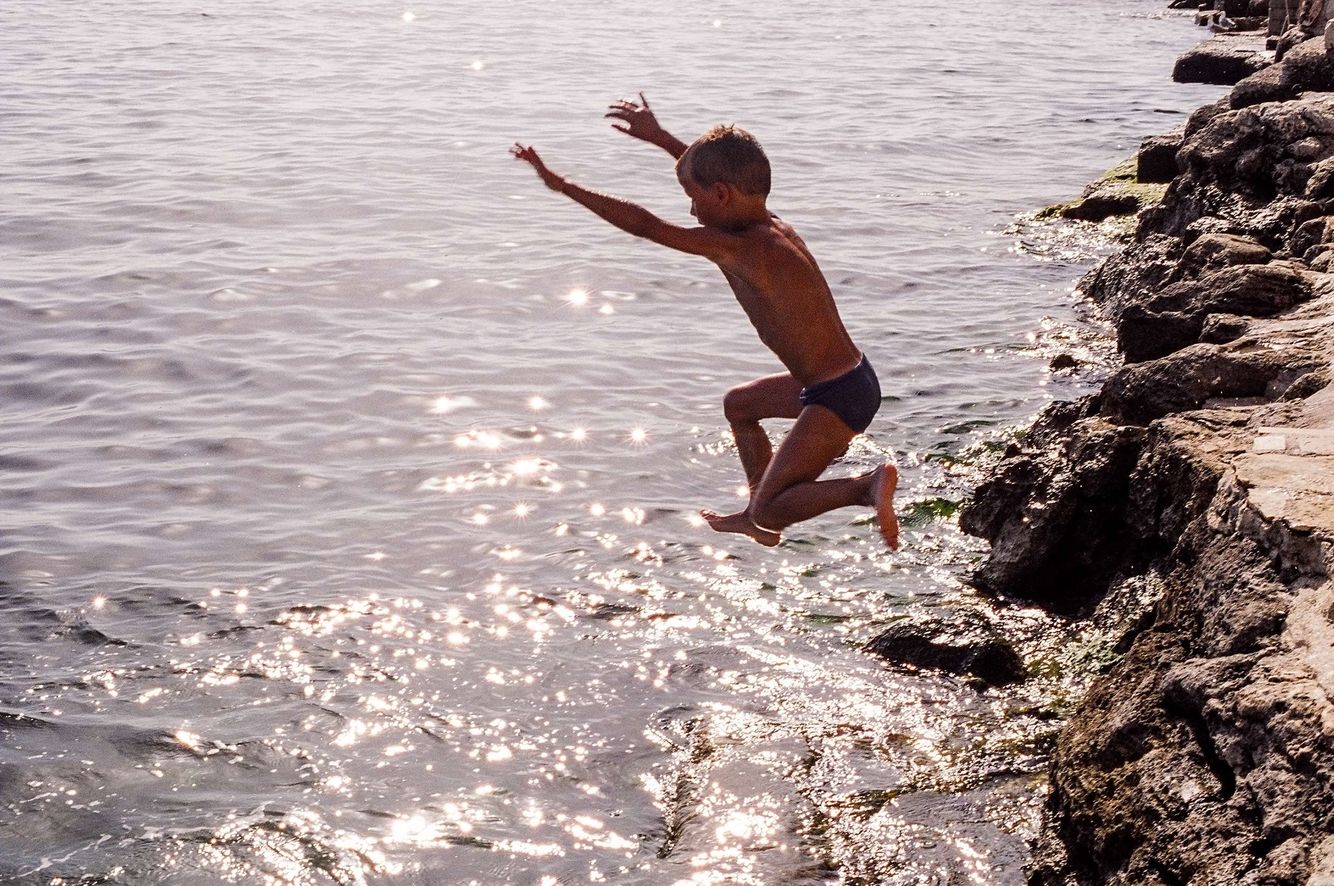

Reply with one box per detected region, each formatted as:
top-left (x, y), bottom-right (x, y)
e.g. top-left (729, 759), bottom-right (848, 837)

top-left (1, 1), bottom-right (1222, 882)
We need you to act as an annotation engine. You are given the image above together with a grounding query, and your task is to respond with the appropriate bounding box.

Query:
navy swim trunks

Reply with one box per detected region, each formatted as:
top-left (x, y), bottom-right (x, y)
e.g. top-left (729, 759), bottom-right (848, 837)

top-left (799, 354), bottom-right (881, 433)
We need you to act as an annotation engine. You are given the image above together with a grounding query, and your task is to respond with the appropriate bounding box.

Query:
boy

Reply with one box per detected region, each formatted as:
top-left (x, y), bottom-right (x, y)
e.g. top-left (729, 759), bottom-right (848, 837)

top-left (511, 94), bottom-right (897, 549)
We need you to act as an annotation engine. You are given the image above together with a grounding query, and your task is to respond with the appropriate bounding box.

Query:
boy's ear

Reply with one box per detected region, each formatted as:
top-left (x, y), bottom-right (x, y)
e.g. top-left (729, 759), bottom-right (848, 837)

top-left (712, 182), bottom-right (731, 204)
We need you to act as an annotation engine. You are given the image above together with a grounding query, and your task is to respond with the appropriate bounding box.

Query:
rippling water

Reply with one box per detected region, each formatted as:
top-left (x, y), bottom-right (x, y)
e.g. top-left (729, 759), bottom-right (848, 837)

top-left (2, 1), bottom-right (1221, 883)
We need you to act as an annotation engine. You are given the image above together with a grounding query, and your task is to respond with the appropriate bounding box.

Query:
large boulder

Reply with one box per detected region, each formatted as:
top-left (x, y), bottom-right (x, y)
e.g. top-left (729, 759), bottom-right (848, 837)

top-left (1138, 95), bottom-right (1334, 246)
top-left (1029, 474), bottom-right (1334, 885)
top-left (961, 416), bottom-right (1146, 612)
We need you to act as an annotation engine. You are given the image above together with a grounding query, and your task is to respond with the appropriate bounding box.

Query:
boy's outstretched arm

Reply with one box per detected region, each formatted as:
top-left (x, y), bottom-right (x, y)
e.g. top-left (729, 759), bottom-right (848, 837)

top-left (605, 93), bottom-right (688, 160)
top-left (511, 144), bottom-right (738, 263)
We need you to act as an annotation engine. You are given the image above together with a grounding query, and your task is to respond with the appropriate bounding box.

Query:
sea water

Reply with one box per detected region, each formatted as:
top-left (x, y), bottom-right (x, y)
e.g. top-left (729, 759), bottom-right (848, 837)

top-left (1, 1), bottom-right (1221, 882)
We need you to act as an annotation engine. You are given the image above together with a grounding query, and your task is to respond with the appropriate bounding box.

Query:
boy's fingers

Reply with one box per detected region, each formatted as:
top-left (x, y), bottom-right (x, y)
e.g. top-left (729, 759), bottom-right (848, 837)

top-left (610, 123), bottom-right (630, 134)
top-left (639, 91), bottom-right (649, 108)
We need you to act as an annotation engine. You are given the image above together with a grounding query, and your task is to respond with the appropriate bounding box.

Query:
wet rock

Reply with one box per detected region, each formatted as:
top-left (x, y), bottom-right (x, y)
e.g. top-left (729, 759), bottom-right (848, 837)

top-left (1173, 34), bottom-right (1272, 85)
top-left (1049, 157), bottom-right (1166, 223)
top-left (864, 613), bottom-right (1026, 687)
top-left (1048, 353), bottom-right (1079, 371)
top-left (961, 417), bottom-right (1146, 611)
top-left (1060, 190), bottom-right (1142, 222)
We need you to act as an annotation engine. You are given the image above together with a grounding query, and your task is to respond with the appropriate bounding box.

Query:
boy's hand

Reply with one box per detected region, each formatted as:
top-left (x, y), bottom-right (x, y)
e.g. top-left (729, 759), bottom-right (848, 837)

top-left (606, 93), bottom-right (666, 144)
top-left (511, 143), bottom-right (564, 193)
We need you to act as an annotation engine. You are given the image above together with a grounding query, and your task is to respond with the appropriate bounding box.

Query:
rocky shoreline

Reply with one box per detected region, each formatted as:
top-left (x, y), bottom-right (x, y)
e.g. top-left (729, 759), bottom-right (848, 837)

top-left (955, 11), bottom-right (1334, 884)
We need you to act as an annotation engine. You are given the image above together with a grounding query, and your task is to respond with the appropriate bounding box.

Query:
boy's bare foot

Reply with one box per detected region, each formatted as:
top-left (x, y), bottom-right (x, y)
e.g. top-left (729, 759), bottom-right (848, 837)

top-left (700, 510), bottom-right (781, 547)
top-left (872, 464), bottom-right (899, 550)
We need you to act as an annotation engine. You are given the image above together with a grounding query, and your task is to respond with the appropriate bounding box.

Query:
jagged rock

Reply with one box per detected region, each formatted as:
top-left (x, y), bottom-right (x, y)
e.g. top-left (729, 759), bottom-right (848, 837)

top-left (1230, 64), bottom-right (1290, 108)
top-left (964, 34), bottom-right (1334, 883)
top-left (961, 417), bottom-right (1147, 611)
top-left (1173, 35), bottom-right (1272, 85)
top-left (1080, 233), bottom-right (1183, 309)
top-left (1139, 96), bottom-right (1334, 246)
top-left (1178, 262), bottom-right (1310, 314)
top-left (1138, 131), bottom-right (1184, 183)
top-left (1123, 411), bottom-right (1246, 553)
top-left (1304, 156), bottom-right (1334, 198)
top-left (1029, 470), bottom-right (1334, 885)
top-left (1312, 246), bottom-right (1334, 269)
top-left (864, 614), bottom-right (1026, 687)
top-left (1292, 214), bottom-right (1334, 260)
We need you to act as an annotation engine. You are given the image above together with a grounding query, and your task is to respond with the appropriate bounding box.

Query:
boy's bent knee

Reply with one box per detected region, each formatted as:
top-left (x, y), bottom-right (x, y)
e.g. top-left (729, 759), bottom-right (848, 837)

top-left (723, 386), bottom-right (757, 425)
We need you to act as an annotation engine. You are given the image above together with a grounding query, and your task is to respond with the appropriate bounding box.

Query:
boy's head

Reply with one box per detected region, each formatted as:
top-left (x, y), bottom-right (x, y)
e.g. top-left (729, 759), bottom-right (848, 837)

top-left (676, 125), bottom-right (771, 198)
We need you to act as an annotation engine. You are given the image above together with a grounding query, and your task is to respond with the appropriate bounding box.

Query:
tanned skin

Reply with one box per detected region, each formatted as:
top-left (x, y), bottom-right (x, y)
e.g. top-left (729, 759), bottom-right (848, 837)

top-left (511, 94), bottom-right (897, 549)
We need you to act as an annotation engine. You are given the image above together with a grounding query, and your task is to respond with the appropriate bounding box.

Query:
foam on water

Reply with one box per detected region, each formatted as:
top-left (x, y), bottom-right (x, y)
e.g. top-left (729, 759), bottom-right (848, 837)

top-left (1, 0), bottom-right (1223, 882)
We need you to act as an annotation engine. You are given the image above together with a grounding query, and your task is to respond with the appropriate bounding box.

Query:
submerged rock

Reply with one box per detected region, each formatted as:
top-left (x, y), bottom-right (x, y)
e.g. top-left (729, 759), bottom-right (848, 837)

top-left (864, 613), bottom-right (1026, 687)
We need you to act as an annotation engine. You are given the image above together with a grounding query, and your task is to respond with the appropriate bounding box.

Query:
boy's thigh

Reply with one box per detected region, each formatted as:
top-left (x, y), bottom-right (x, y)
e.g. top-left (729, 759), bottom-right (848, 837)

top-left (724, 372), bottom-right (803, 422)
top-left (755, 405), bottom-right (857, 497)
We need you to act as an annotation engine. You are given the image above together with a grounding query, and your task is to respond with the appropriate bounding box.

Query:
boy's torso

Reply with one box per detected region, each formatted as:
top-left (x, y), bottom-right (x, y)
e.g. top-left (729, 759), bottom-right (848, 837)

top-left (719, 219), bottom-right (862, 387)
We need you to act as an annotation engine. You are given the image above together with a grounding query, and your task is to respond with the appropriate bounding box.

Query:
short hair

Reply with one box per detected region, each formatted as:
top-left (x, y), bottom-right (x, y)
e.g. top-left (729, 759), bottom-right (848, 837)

top-left (678, 124), bottom-right (771, 196)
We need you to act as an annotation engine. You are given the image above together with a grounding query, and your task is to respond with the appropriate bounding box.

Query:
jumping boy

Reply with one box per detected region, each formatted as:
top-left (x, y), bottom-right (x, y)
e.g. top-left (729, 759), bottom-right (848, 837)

top-left (511, 94), bottom-right (898, 549)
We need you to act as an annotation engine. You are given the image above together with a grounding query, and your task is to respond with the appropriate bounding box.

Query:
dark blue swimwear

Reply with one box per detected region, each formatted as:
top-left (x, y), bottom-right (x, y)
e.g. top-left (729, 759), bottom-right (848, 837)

top-left (799, 354), bottom-right (881, 433)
